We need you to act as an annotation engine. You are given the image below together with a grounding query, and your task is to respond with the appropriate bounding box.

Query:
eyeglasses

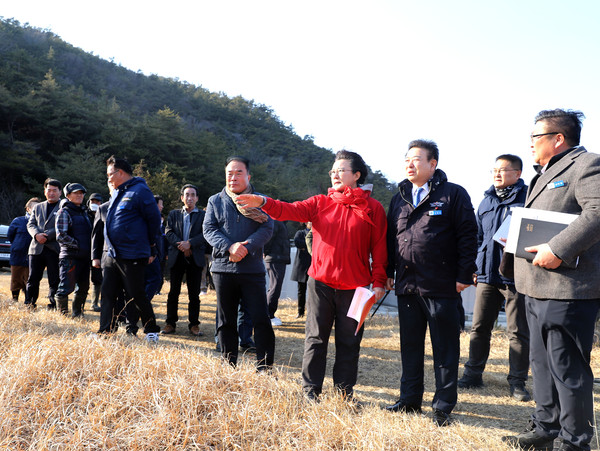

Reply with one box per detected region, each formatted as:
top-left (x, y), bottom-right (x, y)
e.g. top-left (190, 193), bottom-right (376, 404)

top-left (106, 169), bottom-right (120, 179)
top-left (490, 168), bottom-right (518, 175)
top-left (530, 132), bottom-right (559, 142)
top-left (328, 168), bottom-right (352, 177)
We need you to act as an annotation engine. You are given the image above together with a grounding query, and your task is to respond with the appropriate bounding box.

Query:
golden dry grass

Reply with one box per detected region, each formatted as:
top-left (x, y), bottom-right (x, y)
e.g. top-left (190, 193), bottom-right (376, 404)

top-left (0, 269), bottom-right (598, 450)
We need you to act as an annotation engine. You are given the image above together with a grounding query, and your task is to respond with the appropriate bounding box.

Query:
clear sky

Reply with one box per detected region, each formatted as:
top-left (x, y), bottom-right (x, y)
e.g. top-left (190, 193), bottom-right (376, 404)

top-left (3, 0), bottom-right (599, 205)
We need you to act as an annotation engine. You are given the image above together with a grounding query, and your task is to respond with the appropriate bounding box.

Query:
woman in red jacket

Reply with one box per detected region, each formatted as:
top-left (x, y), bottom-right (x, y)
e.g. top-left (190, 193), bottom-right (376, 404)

top-left (238, 150), bottom-right (387, 402)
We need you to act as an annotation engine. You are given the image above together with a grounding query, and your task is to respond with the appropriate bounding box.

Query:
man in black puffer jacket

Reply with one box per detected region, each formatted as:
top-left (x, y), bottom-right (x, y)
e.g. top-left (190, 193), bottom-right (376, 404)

top-left (385, 139), bottom-right (478, 427)
top-left (55, 183), bottom-right (92, 317)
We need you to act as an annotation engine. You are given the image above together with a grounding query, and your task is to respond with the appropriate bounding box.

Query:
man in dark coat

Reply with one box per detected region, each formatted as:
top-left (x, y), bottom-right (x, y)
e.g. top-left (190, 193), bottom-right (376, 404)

top-left (162, 184), bottom-right (206, 337)
top-left (290, 223), bottom-right (312, 318)
top-left (385, 139), bottom-right (477, 427)
top-left (503, 109), bottom-right (600, 451)
top-left (263, 219), bottom-right (291, 326)
top-left (458, 154), bottom-right (531, 402)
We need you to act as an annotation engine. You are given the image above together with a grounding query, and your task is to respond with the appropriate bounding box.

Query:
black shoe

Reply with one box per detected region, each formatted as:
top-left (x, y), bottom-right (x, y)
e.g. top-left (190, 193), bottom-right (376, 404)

top-left (215, 342), bottom-right (221, 352)
top-left (553, 437), bottom-right (584, 451)
top-left (384, 399), bottom-right (422, 413)
top-left (501, 430), bottom-right (555, 450)
top-left (240, 341), bottom-right (256, 353)
top-left (457, 374), bottom-right (483, 389)
top-left (510, 382), bottom-right (532, 402)
top-left (304, 389), bottom-right (320, 403)
top-left (432, 409), bottom-right (452, 427)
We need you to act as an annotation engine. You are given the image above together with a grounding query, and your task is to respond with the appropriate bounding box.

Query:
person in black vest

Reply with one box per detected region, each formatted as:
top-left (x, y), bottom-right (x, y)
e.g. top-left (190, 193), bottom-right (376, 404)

top-left (55, 183), bottom-right (93, 316)
top-left (25, 178), bottom-right (62, 309)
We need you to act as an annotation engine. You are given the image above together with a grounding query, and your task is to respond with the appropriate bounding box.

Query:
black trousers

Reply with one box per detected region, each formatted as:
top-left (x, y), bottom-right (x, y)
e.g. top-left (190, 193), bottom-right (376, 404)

top-left (166, 253), bottom-right (202, 328)
top-left (266, 262), bottom-right (286, 318)
top-left (397, 294), bottom-right (461, 413)
top-left (213, 272), bottom-right (275, 368)
top-left (463, 282), bottom-right (529, 384)
top-left (25, 247), bottom-right (60, 305)
top-left (302, 277), bottom-right (363, 397)
top-left (297, 281), bottom-right (307, 315)
top-left (99, 256), bottom-right (160, 335)
top-left (526, 296), bottom-right (600, 449)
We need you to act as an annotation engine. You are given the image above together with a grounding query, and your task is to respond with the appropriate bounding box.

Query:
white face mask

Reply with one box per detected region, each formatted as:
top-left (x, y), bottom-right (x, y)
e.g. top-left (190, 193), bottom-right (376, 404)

top-left (89, 203), bottom-right (100, 212)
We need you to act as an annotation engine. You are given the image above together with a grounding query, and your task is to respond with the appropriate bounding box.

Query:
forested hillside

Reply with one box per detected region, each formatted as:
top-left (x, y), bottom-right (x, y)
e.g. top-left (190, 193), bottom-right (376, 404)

top-left (0, 18), bottom-right (396, 223)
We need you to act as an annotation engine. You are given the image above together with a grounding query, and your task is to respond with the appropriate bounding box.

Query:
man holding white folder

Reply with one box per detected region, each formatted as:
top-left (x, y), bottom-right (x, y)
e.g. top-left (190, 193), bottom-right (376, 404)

top-left (503, 109), bottom-right (600, 451)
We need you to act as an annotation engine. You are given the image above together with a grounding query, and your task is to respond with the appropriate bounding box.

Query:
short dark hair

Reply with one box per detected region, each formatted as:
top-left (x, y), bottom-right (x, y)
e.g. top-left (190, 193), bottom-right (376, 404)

top-left (226, 156), bottom-right (250, 173)
top-left (496, 154), bottom-right (523, 171)
top-left (335, 150), bottom-right (368, 185)
top-left (534, 109), bottom-right (585, 147)
top-left (180, 184), bottom-right (199, 196)
top-left (408, 139), bottom-right (439, 162)
top-left (106, 155), bottom-right (133, 175)
top-left (25, 197), bottom-right (40, 211)
top-left (44, 178), bottom-right (62, 191)
top-left (154, 195), bottom-right (163, 204)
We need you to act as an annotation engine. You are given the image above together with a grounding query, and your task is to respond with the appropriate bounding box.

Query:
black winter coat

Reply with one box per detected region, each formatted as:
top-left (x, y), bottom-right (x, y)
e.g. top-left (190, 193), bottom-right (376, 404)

top-left (387, 169), bottom-right (478, 298)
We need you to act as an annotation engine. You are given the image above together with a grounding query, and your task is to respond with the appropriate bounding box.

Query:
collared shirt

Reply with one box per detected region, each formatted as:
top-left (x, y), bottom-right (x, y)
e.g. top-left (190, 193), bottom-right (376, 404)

top-left (412, 183), bottom-right (430, 206)
top-left (183, 207), bottom-right (198, 241)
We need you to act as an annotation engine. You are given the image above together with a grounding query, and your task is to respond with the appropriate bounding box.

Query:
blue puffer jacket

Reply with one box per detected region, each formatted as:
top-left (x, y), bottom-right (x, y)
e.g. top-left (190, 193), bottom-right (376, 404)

top-left (475, 179), bottom-right (527, 285)
top-left (7, 215), bottom-right (31, 266)
top-left (387, 169), bottom-right (478, 298)
top-left (106, 177), bottom-right (161, 260)
top-left (203, 187), bottom-right (273, 274)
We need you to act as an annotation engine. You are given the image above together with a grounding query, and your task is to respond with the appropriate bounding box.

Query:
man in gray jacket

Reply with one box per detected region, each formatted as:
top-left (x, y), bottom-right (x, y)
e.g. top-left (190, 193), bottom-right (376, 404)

top-left (203, 156), bottom-right (274, 370)
top-left (25, 178), bottom-right (62, 309)
top-left (503, 109), bottom-right (600, 451)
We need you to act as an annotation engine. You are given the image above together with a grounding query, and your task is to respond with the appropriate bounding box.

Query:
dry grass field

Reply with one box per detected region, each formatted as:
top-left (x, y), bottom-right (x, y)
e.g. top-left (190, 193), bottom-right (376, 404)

top-left (0, 268), bottom-right (598, 450)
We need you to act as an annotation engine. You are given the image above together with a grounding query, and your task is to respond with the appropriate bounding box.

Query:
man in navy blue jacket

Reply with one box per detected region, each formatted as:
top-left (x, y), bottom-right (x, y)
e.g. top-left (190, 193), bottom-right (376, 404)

top-left (203, 156), bottom-right (274, 370)
top-left (458, 154), bottom-right (530, 401)
top-left (97, 156), bottom-right (161, 341)
top-left (385, 140), bottom-right (478, 426)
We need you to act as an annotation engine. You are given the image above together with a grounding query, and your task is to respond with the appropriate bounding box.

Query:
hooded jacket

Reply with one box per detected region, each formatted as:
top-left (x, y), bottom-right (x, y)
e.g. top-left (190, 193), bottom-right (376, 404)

top-left (387, 169), bottom-right (478, 298)
top-left (475, 179), bottom-right (527, 285)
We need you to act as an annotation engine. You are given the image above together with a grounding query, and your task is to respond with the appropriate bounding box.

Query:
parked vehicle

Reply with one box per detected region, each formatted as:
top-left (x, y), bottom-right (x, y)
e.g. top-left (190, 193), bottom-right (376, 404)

top-left (0, 225), bottom-right (11, 267)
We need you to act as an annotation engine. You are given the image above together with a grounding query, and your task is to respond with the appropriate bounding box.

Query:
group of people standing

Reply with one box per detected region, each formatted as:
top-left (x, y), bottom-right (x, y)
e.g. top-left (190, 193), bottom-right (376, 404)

top-left (5, 107), bottom-right (598, 450)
